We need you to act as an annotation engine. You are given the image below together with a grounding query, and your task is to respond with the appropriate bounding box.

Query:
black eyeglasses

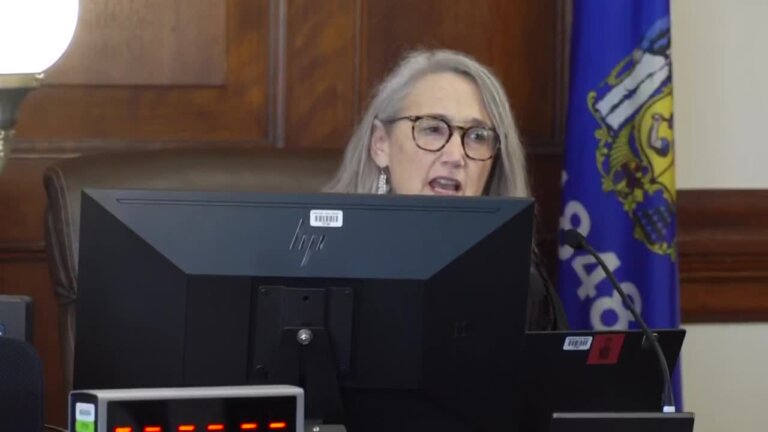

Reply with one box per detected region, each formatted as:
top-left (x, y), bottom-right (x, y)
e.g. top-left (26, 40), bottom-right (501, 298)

top-left (379, 115), bottom-right (500, 161)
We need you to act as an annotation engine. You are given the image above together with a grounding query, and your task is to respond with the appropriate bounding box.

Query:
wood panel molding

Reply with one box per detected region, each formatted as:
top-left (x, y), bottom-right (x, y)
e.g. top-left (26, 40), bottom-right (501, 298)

top-left (10, 138), bottom-right (272, 159)
top-left (678, 189), bottom-right (768, 322)
top-left (283, 0), bottom-right (358, 149)
top-left (15, 0), bottom-right (270, 144)
top-left (0, 241), bottom-right (46, 256)
top-left (46, 0), bottom-right (227, 86)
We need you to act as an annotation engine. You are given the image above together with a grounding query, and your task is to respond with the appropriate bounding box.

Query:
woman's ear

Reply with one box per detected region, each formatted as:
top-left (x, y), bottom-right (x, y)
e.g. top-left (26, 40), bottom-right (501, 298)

top-left (370, 119), bottom-right (390, 169)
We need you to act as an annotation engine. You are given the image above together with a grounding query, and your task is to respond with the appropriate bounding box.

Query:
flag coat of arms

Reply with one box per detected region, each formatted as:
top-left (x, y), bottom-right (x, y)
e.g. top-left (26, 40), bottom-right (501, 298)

top-left (558, 1), bottom-right (680, 335)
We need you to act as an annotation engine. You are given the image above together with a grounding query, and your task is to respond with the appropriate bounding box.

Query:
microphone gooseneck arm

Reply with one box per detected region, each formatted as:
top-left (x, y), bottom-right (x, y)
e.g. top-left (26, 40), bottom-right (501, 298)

top-left (563, 229), bottom-right (676, 413)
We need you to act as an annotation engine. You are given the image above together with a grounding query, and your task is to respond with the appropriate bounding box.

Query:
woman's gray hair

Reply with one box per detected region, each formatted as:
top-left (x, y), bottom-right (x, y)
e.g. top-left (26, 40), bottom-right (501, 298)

top-left (325, 49), bottom-right (529, 197)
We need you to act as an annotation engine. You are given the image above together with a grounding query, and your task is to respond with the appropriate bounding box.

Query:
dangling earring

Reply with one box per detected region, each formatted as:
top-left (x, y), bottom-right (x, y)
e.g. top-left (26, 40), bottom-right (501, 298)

top-left (376, 168), bottom-right (390, 194)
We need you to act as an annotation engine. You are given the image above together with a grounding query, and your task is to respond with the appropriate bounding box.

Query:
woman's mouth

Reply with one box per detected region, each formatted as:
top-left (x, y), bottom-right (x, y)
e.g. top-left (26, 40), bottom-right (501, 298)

top-left (428, 177), bottom-right (463, 195)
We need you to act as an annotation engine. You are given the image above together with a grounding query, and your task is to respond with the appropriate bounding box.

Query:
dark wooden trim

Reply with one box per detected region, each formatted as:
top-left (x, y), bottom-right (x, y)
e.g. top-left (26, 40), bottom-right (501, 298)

top-left (0, 241), bottom-right (47, 261)
top-left (553, 0), bottom-right (571, 150)
top-left (268, 0), bottom-right (288, 149)
top-left (11, 138), bottom-right (563, 159)
top-left (526, 143), bottom-right (564, 156)
top-left (11, 139), bottom-right (273, 158)
top-left (681, 276), bottom-right (768, 323)
top-left (282, 0), bottom-right (358, 150)
top-left (679, 189), bottom-right (768, 322)
top-left (353, 0), bottom-right (363, 120)
top-left (16, 0), bottom-right (270, 145)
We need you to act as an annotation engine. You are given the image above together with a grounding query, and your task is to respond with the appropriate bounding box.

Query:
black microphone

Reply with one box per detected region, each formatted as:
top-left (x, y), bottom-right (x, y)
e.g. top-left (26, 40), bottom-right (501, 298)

top-left (563, 229), bottom-right (676, 413)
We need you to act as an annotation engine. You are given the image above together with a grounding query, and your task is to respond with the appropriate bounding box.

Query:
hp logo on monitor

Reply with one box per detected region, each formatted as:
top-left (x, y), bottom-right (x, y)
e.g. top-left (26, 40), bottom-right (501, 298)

top-left (289, 219), bottom-right (327, 267)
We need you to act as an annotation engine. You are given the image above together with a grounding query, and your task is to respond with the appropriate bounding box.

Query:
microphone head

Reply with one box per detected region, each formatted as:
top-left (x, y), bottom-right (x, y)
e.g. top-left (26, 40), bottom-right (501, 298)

top-left (563, 229), bottom-right (586, 250)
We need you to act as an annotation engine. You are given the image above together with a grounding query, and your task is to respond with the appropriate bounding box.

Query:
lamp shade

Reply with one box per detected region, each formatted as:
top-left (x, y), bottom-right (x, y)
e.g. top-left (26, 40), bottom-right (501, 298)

top-left (0, 0), bottom-right (79, 75)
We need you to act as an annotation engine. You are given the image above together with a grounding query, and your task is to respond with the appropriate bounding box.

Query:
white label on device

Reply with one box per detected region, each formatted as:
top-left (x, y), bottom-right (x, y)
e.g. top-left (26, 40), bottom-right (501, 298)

top-left (75, 402), bottom-right (96, 421)
top-left (310, 210), bottom-right (343, 227)
top-left (563, 336), bottom-right (593, 351)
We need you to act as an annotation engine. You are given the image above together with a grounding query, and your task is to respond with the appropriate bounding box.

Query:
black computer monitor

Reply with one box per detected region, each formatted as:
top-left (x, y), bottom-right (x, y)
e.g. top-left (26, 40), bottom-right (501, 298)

top-left (74, 189), bottom-right (535, 431)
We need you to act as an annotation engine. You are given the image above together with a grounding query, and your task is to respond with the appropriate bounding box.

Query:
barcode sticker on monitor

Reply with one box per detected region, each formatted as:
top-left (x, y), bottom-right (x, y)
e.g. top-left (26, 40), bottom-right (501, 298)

top-left (310, 210), bottom-right (343, 227)
top-left (563, 336), bottom-right (593, 351)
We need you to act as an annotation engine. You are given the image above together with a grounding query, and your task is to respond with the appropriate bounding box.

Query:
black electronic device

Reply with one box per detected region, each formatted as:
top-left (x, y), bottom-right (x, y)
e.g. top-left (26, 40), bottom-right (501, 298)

top-left (521, 329), bottom-right (685, 431)
top-left (74, 189), bottom-right (535, 432)
top-left (70, 385), bottom-right (303, 432)
top-left (0, 294), bottom-right (33, 341)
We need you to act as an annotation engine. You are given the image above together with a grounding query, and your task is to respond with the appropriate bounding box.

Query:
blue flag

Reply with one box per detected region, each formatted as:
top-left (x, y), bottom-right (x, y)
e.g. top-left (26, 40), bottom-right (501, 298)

top-left (557, 0), bottom-right (681, 404)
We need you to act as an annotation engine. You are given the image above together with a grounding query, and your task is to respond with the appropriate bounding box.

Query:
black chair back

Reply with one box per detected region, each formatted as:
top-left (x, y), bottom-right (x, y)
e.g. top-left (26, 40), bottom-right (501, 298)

top-left (0, 337), bottom-right (44, 432)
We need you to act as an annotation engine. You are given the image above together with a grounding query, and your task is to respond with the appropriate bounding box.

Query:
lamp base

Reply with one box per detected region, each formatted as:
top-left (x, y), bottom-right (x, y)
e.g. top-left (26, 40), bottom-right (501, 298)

top-left (0, 74), bottom-right (41, 173)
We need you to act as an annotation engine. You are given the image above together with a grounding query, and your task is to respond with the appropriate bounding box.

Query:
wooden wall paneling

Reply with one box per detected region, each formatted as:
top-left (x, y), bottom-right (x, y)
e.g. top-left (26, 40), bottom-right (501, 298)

top-left (14, 0), bottom-right (270, 147)
top-left (46, 0), bottom-right (227, 86)
top-left (678, 190), bottom-right (768, 322)
top-left (528, 151), bottom-right (564, 278)
top-left (359, 0), bottom-right (559, 149)
top-left (283, 0), bottom-right (359, 149)
top-left (533, 0), bottom-right (570, 278)
top-left (0, 159), bottom-right (50, 250)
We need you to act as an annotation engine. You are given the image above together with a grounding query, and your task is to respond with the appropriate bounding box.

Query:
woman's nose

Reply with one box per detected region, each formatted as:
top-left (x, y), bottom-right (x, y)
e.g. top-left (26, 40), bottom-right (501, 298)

top-left (440, 132), bottom-right (466, 165)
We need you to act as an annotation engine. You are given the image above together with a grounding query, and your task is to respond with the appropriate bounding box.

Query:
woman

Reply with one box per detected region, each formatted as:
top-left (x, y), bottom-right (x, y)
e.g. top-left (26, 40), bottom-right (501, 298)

top-left (327, 49), bottom-right (568, 331)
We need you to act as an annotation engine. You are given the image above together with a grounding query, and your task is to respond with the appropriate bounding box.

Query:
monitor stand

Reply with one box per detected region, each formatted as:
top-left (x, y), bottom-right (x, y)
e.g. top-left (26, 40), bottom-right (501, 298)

top-left (250, 285), bottom-right (354, 427)
top-left (272, 327), bottom-right (345, 423)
